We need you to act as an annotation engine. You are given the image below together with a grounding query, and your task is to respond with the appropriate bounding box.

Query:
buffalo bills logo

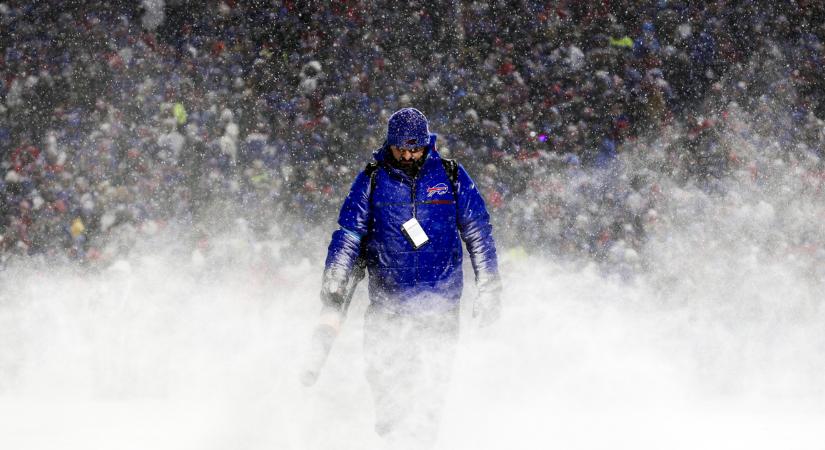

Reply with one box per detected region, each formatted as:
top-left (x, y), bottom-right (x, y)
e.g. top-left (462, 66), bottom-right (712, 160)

top-left (426, 183), bottom-right (449, 198)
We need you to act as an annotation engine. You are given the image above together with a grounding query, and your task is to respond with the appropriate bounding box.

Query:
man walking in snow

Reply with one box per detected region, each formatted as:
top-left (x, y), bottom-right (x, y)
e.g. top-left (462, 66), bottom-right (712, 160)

top-left (318, 107), bottom-right (502, 448)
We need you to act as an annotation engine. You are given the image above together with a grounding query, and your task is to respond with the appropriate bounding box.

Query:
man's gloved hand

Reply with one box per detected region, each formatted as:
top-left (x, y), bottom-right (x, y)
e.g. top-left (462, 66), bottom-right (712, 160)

top-left (321, 269), bottom-right (348, 309)
top-left (473, 273), bottom-right (503, 328)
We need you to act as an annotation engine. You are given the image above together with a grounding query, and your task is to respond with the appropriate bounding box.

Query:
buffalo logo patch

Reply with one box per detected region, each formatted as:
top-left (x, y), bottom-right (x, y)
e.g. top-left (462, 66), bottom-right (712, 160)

top-left (426, 183), bottom-right (449, 198)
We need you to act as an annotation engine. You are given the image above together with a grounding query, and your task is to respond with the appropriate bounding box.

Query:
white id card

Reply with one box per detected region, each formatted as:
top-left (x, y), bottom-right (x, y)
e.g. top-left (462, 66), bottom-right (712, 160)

top-left (401, 218), bottom-right (430, 249)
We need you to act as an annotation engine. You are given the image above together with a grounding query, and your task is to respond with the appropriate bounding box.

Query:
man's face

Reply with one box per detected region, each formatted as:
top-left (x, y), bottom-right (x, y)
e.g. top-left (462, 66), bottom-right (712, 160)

top-left (390, 145), bottom-right (426, 168)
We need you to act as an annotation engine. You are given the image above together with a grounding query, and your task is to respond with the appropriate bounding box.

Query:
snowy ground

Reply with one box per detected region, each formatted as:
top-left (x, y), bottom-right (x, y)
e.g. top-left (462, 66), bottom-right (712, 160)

top-left (1, 234), bottom-right (824, 449)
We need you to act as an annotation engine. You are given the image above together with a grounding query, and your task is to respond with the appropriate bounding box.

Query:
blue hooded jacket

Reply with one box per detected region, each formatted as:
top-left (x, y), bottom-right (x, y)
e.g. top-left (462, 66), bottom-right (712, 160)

top-left (323, 136), bottom-right (500, 313)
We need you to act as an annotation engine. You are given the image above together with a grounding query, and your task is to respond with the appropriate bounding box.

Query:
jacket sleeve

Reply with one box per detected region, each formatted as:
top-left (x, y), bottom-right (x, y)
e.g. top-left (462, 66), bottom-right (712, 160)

top-left (322, 169), bottom-right (372, 300)
top-left (455, 164), bottom-right (502, 295)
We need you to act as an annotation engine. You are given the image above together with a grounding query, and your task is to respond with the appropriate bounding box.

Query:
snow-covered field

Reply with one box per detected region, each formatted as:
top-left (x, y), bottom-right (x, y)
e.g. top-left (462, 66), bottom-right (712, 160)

top-left (1, 226), bottom-right (823, 449)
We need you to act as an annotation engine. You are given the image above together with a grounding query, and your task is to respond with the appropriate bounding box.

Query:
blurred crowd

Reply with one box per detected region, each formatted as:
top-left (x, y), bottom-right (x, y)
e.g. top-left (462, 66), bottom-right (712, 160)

top-left (1, 1), bottom-right (824, 269)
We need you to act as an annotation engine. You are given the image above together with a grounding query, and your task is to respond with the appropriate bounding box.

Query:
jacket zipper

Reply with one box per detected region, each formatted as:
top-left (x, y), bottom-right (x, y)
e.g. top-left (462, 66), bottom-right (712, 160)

top-left (411, 173), bottom-right (418, 218)
top-left (411, 173), bottom-right (419, 282)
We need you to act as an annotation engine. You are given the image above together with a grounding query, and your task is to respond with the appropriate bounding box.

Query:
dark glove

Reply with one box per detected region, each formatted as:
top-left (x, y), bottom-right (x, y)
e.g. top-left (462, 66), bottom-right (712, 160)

top-left (473, 273), bottom-right (502, 328)
top-left (320, 268), bottom-right (348, 309)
